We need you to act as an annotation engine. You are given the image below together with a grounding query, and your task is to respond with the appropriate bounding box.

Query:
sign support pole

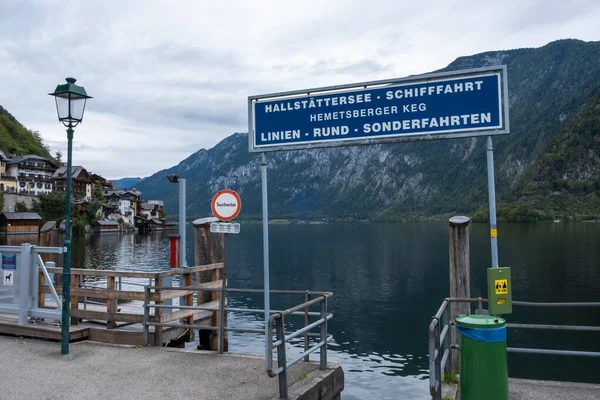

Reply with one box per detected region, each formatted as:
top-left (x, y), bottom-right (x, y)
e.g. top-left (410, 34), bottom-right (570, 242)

top-left (261, 152), bottom-right (271, 361)
top-left (486, 136), bottom-right (499, 268)
top-left (179, 178), bottom-right (187, 267)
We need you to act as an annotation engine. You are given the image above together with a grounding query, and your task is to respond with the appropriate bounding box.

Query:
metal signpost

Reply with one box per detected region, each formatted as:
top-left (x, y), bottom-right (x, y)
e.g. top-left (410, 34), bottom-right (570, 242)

top-left (248, 66), bottom-right (510, 361)
top-left (211, 190), bottom-right (242, 354)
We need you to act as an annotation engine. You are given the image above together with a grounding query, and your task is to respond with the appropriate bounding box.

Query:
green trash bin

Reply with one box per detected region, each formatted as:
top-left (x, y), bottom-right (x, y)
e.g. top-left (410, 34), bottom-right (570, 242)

top-left (455, 314), bottom-right (508, 400)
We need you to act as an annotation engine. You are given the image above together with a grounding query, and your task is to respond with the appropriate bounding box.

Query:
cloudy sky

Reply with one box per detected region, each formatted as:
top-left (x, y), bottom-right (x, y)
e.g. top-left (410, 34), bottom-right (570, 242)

top-left (1, 0), bottom-right (598, 179)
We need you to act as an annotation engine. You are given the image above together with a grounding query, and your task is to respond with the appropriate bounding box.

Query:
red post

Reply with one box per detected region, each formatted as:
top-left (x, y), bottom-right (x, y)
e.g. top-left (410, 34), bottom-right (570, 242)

top-left (169, 234), bottom-right (180, 269)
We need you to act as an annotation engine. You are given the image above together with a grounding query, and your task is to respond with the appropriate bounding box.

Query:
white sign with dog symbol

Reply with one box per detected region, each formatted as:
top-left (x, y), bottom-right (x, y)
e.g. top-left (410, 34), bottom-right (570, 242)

top-left (3, 270), bottom-right (13, 286)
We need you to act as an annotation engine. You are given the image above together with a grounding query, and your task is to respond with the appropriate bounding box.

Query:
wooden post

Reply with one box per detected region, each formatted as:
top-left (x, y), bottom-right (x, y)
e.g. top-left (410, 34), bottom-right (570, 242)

top-left (184, 273), bottom-right (194, 341)
top-left (38, 221), bottom-right (56, 262)
top-left (449, 215), bottom-right (471, 372)
top-left (106, 276), bottom-right (116, 329)
top-left (38, 270), bottom-right (46, 309)
top-left (154, 276), bottom-right (163, 346)
top-left (70, 274), bottom-right (80, 326)
top-left (193, 217), bottom-right (226, 351)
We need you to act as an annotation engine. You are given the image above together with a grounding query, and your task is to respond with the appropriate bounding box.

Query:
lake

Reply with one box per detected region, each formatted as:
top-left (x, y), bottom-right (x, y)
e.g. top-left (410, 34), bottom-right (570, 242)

top-left (10, 222), bottom-right (600, 399)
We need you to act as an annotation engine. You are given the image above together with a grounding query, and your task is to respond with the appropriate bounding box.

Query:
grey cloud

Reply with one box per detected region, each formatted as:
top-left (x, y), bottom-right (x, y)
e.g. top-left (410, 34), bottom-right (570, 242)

top-left (1, 0), bottom-right (599, 179)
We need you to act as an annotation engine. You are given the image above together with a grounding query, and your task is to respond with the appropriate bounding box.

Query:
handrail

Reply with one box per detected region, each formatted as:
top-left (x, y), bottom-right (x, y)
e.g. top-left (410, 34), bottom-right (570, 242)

top-left (141, 286), bottom-right (333, 400)
top-left (429, 297), bottom-right (600, 400)
top-left (45, 263), bottom-right (223, 279)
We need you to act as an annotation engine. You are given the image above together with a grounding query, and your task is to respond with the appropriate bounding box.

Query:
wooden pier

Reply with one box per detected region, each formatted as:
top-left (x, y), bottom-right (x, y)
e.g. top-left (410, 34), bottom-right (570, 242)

top-left (0, 262), bottom-right (224, 347)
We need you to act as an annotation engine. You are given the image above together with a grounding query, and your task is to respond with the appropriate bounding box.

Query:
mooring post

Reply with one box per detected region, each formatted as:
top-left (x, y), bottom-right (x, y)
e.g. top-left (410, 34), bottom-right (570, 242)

top-left (449, 215), bottom-right (471, 372)
top-left (192, 217), bottom-right (226, 351)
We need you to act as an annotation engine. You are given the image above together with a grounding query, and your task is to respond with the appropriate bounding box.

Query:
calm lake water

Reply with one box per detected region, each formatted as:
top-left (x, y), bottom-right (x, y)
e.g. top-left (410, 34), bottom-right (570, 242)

top-left (13, 222), bottom-right (600, 399)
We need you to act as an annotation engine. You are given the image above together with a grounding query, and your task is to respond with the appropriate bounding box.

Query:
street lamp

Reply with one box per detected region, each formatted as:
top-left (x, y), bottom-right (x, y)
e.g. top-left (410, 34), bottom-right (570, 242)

top-left (49, 77), bottom-right (92, 355)
top-left (167, 174), bottom-right (187, 267)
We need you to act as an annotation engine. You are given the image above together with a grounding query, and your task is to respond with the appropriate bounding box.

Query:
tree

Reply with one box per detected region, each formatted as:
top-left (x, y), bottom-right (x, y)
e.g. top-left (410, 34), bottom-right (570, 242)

top-left (14, 201), bottom-right (28, 212)
top-left (31, 193), bottom-right (76, 224)
top-left (93, 183), bottom-right (103, 199)
top-left (55, 151), bottom-right (63, 165)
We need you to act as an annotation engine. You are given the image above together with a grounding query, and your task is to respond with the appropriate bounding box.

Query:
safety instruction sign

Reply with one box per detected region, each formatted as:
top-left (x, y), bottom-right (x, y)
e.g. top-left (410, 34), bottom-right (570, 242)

top-left (3, 270), bottom-right (14, 286)
top-left (495, 279), bottom-right (508, 295)
top-left (2, 254), bottom-right (16, 270)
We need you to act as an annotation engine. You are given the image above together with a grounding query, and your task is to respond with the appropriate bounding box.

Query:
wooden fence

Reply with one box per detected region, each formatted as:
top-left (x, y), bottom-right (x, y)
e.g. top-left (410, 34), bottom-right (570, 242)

top-left (39, 263), bottom-right (224, 345)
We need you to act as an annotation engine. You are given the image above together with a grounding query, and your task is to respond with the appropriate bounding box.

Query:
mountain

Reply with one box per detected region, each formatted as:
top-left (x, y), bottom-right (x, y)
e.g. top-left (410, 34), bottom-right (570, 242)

top-left (136, 39), bottom-right (600, 222)
top-left (490, 89), bottom-right (600, 221)
top-left (0, 105), bottom-right (53, 160)
top-left (115, 177), bottom-right (143, 190)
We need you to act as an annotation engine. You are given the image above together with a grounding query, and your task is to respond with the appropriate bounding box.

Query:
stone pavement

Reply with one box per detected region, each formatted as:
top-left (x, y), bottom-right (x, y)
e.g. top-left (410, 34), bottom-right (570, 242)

top-left (446, 377), bottom-right (600, 399)
top-left (508, 378), bottom-right (600, 400)
top-left (0, 336), bottom-right (343, 400)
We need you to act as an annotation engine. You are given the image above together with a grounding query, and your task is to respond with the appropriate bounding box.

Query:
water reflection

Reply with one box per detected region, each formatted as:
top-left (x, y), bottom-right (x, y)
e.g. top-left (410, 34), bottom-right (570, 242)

top-left (2, 222), bottom-right (599, 399)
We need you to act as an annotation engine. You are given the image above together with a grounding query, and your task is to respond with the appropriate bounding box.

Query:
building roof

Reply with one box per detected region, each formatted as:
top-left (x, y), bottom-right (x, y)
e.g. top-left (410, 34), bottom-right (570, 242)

top-left (1, 212), bottom-right (42, 220)
top-left (6, 154), bottom-right (51, 164)
top-left (0, 150), bottom-right (7, 161)
top-left (95, 220), bottom-right (119, 226)
top-left (148, 218), bottom-right (163, 225)
top-left (52, 165), bottom-right (91, 181)
top-left (141, 203), bottom-right (155, 210)
top-left (91, 173), bottom-right (106, 182)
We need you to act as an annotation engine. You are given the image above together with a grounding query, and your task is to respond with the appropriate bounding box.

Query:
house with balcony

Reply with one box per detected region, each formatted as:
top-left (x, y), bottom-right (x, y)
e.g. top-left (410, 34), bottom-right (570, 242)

top-left (52, 165), bottom-right (93, 200)
top-left (5, 154), bottom-right (56, 195)
top-left (91, 173), bottom-right (113, 191)
top-left (0, 151), bottom-right (17, 193)
top-left (104, 192), bottom-right (135, 225)
top-left (139, 200), bottom-right (163, 220)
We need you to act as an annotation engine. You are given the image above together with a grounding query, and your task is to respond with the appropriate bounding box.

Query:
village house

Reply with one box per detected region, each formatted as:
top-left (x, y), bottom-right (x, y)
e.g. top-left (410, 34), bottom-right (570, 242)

top-left (93, 220), bottom-right (120, 233)
top-left (104, 192), bottom-right (135, 225)
top-left (53, 165), bottom-right (94, 200)
top-left (4, 154), bottom-right (56, 195)
top-left (0, 150), bottom-right (17, 193)
top-left (0, 212), bottom-right (42, 235)
top-left (91, 173), bottom-right (114, 191)
top-left (139, 200), bottom-right (164, 220)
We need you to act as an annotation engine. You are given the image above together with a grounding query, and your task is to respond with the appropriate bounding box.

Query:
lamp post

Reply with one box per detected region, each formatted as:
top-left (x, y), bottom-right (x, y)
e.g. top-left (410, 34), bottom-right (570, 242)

top-left (49, 77), bottom-right (92, 355)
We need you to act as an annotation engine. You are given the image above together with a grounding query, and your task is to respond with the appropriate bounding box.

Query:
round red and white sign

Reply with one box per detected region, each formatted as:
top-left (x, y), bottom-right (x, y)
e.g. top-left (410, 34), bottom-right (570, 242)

top-left (211, 189), bottom-right (241, 221)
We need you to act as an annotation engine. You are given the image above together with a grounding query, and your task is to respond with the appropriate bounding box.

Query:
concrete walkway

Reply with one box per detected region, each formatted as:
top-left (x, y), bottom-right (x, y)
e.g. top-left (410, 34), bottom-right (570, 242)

top-left (0, 336), bottom-right (343, 400)
top-left (509, 378), bottom-right (600, 399)
top-left (447, 377), bottom-right (600, 399)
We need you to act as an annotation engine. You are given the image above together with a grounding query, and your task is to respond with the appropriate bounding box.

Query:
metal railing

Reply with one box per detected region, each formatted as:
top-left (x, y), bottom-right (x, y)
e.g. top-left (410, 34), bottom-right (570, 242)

top-left (429, 297), bottom-right (600, 400)
top-left (0, 244), bottom-right (64, 324)
top-left (142, 286), bottom-right (333, 399)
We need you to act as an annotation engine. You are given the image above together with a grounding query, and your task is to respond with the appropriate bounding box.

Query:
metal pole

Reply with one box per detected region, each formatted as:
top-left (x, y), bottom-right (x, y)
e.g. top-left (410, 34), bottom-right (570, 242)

top-left (178, 178), bottom-right (186, 326)
top-left (218, 234), bottom-right (227, 354)
top-left (276, 316), bottom-right (288, 399)
top-left (486, 136), bottom-right (499, 268)
top-left (18, 243), bottom-right (31, 325)
top-left (319, 297), bottom-right (327, 370)
top-left (61, 124), bottom-right (74, 355)
top-left (261, 152), bottom-right (270, 362)
top-left (179, 178), bottom-right (187, 267)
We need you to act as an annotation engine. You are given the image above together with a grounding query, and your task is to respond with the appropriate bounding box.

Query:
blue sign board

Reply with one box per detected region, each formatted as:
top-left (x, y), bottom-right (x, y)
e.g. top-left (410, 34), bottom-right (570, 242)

top-left (249, 66), bottom-right (509, 152)
top-left (1, 254), bottom-right (17, 270)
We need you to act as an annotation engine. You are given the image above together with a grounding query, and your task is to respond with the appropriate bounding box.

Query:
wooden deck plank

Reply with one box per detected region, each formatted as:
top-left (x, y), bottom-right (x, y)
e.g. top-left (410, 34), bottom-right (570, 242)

top-left (46, 267), bottom-right (159, 279)
top-left (0, 314), bottom-right (89, 341)
top-left (160, 280), bottom-right (223, 300)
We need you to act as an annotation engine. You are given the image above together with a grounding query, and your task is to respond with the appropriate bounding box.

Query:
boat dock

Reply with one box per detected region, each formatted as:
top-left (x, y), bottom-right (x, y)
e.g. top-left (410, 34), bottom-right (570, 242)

top-left (0, 336), bottom-right (343, 400)
top-left (0, 239), bottom-right (343, 399)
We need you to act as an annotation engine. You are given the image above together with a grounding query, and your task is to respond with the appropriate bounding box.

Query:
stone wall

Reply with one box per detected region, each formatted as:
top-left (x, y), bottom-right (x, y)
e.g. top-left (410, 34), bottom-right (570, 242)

top-left (1, 193), bottom-right (39, 212)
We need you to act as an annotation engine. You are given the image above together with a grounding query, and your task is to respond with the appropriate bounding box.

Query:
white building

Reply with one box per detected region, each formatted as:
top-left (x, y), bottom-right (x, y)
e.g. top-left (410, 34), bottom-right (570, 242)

top-left (6, 155), bottom-right (56, 196)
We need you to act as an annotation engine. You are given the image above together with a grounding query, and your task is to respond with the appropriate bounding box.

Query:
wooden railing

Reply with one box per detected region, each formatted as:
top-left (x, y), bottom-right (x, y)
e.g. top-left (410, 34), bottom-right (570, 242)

top-left (39, 263), bottom-right (224, 332)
